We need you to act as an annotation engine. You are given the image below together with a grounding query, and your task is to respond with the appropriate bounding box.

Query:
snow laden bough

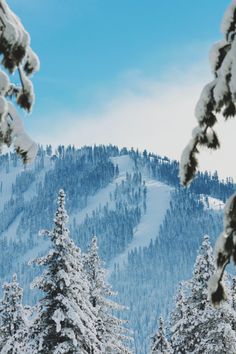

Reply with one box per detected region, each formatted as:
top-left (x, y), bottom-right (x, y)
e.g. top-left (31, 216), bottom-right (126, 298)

top-left (179, 0), bottom-right (236, 305)
top-left (0, 0), bottom-right (39, 163)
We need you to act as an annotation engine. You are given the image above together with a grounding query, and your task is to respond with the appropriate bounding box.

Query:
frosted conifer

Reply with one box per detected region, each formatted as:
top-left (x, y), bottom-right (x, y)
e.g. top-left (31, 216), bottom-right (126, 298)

top-left (0, 274), bottom-right (28, 353)
top-left (0, 0), bottom-right (39, 163)
top-left (171, 235), bottom-right (236, 353)
top-left (170, 282), bottom-right (187, 352)
top-left (84, 236), bottom-right (132, 354)
top-left (179, 0), bottom-right (236, 306)
top-left (27, 190), bottom-right (101, 354)
top-left (180, 0), bottom-right (236, 186)
top-left (150, 317), bottom-right (172, 354)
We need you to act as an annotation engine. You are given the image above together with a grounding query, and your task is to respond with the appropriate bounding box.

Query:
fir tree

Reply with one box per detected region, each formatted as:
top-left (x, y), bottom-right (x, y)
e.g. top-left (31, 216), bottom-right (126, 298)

top-left (170, 282), bottom-right (187, 353)
top-left (0, 0), bottom-right (39, 162)
top-left (171, 235), bottom-right (236, 353)
top-left (179, 0), bottom-right (236, 304)
top-left (150, 317), bottom-right (172, 354)
top-left (229, 276), bottom-right (236, 332)
top-left (84, 236), bottom-right (132, 354)
top-left (0, 274), bottom-right (28, 353)
top-left (28, 190), bottom-right (101, 354)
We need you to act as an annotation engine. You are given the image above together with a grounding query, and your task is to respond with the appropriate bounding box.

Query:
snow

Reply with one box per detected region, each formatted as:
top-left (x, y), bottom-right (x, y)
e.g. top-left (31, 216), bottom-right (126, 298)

top-left (111, 155), bottom-right (134, 175)
top-left (221, 0), bottom-right (236, 36)
top-left (3, 19), bottom-right (18, 45)
top-left (0, 70), bottom-right (10, 95)
top-left (0, 96), bottom-right (7, 115)
top-left (24, 47), bottom-right (40, 75)
top-left (179, 137), bottom-right (196, 185)
top-left (195, 81), bottom-right (216, 123)
top-left (7, 102), bottom-right (37, 162)
top-left (213, 50), bottom-right (231, 103)
top-left (71, 155), bottom-right (135, 224)
top-left (24, 156), bottom-right (53, 202)
top-left (52, 308), bottom-right (65, 333)
top-left (209, 41), bottom-right (228, 73)
top-left (200, 195), bottom-right (225, 211)
top-left (2, 213), bottom-right (22, 241)
top-left (224, 191), bottom-right (236, 233)
top-left (109, 179), bottom-right (172, 270)
top-left (18, 68), bottom-right (35, 110)
top-left (229, 37), bottom-right (236, 96)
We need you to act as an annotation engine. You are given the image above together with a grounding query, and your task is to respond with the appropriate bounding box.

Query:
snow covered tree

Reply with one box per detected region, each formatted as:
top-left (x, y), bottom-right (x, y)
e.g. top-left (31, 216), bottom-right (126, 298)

top-left (179, 0), bottom-right (236, 305)
top-left (0, 0), bottom-right (39, 163)
top-left (27, 190), bottom-right (101, 354)
top-left (171, 235), bottom-right (236, 353)
top-left (84, 236), bottom-right (132, 354)
top-left (230, 276), bottom-right (236, 330)
top-left (150, 317), bottom-right (172, 354)
top-left (0, 274), bottom-right (28, 353)
top-left (170, 282), bottom-right (188, 352)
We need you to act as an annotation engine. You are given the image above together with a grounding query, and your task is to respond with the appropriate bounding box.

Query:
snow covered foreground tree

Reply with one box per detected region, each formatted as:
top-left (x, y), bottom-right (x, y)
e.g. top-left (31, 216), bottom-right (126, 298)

top-left (171, 235), bottom-right (236, 353)
top-left (179, 0), bottom-right (236, 304)
top-left (27, 190), bottom-right (101, 353)
top-left (27, 190), bottom-right (132, 354)
top-left (150, 317), bottom-right (172, 354)
top-left (0, 274), bottom-right (28, 353)
top-left (0, 0), bottom-right (39, 163)
top-left (84, 237), bottom-right (132, 354)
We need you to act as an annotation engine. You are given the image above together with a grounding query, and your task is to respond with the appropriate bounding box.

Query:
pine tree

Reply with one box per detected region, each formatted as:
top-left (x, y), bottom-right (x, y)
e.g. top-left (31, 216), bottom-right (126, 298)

top-left (230, 276), bottom-right (236, 331)
top-left (0, 274), bottom-right (28, 353)
top-left (170, 282), bottom-right (187, 353)
top-left (28, 190), bottom-right (101, 354)
top-left (84, 236), bottom-right (132, 354)
top-left (171, 235), bottom-right (236, 353)
top-left (179, 0), bottom-right (236, 304)
top-left (0, 0), bottom-right (39, 162)
top-left (150, 317), bottom-right (172, 354)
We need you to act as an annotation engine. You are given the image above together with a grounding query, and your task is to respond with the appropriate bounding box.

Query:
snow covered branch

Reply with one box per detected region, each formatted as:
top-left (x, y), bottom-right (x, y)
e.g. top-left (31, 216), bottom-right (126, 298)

top-left (0, 0), bottom-right (39, 164)
top-left (180, 0), bottom-right (236, 186)
top-left (209, 193), bottom-right (236, 305)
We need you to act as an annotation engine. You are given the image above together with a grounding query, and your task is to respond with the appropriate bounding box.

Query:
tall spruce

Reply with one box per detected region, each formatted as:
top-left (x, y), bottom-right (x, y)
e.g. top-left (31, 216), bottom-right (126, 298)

top-left (150, 317), bottom-right (172, 354)
top-left (171, 235), bottom-right (236, 353)
top-left (84, 236), bottom-right (132, 354)
top-left (170, 282), bottom-right (187, 353)
top-left (0, 0), bottom-right (39, 162)
top-left (0, 274), bottom-right (28, 353)
top-left (179, 0), bottom-right (236, 305)
top-left (27, 190), bottom-right (101, 354)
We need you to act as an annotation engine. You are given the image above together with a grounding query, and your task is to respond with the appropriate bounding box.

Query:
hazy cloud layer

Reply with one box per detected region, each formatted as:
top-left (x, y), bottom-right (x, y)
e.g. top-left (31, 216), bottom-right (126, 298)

top-left (34, 65), bottom-right (236, 180)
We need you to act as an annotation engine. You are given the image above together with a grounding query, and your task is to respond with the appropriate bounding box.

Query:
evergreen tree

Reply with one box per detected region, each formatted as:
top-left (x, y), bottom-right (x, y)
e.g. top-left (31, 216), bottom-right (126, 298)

top-left (179, 0), bottom-right (236, 304)
top-left (0, 274), bottom-right (28, 353)
top-left (180, 0), bottom-right (236, 186)
top-left (28, 190), bottom-right (101, 354)
top-left (0, 0), bottom-right (39, 162)
top-left (150, 317), bottom-right (172, 354)
top-left (171, 235), bottom-right (236, 353)
top-left (84, 236), bottom-right (132, 354)
top-left (231, 277), bottom-right (236, 331)
top-left (170, 282), bottom-right (187, 353)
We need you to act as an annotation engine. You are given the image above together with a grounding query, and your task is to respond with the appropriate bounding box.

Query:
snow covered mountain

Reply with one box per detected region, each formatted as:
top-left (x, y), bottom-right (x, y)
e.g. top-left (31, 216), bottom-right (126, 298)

top-left (0, 145), bottom-right (234, 354)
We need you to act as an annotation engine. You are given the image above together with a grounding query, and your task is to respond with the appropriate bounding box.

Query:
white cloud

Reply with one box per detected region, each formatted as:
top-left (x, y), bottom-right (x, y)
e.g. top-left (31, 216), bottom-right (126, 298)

top-left (34, 63), bottom-right (236, 180)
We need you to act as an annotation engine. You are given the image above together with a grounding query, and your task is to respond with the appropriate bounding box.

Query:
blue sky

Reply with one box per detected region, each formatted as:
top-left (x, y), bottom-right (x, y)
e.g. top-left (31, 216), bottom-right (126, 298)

top-left (8, 0), bottom-right (236, 178)
top-left (8, 0), bottom-right (229, 113)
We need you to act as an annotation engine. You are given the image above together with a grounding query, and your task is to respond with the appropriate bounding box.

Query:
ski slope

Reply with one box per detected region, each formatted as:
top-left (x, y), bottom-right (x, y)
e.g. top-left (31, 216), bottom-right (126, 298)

top-left (109, 179), bottom-right (172, 270)
top-left (71, 155), bottom-right (135, 224)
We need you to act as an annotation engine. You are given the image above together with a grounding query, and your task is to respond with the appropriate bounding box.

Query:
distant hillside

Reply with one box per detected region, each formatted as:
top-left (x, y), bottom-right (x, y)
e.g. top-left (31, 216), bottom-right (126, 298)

top-left (0, 145), bottom-right (234, 353)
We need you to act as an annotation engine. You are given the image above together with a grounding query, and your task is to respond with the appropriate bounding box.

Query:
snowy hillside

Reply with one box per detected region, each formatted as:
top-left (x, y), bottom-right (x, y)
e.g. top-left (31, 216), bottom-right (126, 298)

top-left (0, 145), bottom-right (234, 354)
top-left (110, 180), bottom-right (171, 270)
